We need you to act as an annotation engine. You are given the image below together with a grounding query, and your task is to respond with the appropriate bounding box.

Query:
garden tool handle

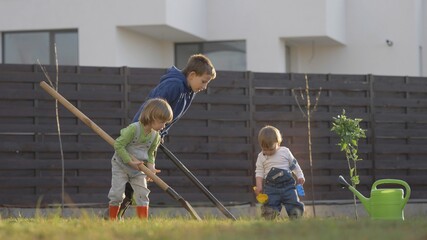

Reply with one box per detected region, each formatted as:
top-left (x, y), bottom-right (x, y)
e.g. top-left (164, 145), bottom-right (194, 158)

top-left (372, 179), bottom-right (411, 208)
top-left (39, 81), bottom-right (168, 189)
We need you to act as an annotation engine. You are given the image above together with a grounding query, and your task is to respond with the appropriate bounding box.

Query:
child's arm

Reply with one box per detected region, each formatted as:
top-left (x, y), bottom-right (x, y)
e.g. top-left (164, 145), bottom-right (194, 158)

top-left (254, 153), bottom-right (265, 194)
top-left (288, 154), bottom-right (305, 185)
top-left (293, 162), bottom-right (305, 185)
top-left (285, 149), bottom-right (305, 185)
top-left (114, 124), bottom-right (141, 170)
top-left (255, 177), bottom-right (264, 195)
top-left (146, 134), bottom-right (160, 165)
top-left (142, 134), bottom-right (161, 181)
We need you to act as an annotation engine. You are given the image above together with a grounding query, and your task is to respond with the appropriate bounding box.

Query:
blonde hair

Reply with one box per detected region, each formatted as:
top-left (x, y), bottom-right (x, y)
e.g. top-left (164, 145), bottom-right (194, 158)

top-left (139, 98), bottom-right (173, 125)
top-left (258, 125), bottom-right (283, 149)
top-left (182, 54), bottom-right (216, 79)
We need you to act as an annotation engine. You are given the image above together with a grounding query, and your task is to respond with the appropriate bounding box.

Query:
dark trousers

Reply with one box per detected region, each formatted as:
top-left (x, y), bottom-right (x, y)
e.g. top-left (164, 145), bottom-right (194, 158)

top-left (124, 182), bottom-right (134, 200)
top-left (118, 182), bottom-right (134, 216)
top-left (263, 168), bottom-right (304, 219)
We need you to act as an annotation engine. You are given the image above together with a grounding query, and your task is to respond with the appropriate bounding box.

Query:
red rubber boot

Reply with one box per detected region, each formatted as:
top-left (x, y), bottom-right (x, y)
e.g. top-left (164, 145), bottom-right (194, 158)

top-left (109, 205), bottom-right (120, 220)
top-left (136, 206), bottom-right (149, 219)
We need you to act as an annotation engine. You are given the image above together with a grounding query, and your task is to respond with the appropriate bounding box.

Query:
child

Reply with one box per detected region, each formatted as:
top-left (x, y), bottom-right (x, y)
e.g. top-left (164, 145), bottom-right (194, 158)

top-left (108, 98), bottom-right (173, 220)
top-left (132, 53), bottom-right (216, 135)
top-left (254, 125), bottom-right (305, 220)
top-left (119, 54), bottom-right (216, 216)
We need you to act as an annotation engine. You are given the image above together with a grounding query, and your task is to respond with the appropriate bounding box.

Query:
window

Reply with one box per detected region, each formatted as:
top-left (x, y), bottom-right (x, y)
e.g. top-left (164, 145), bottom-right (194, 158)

top-left (2, 30), bottom-right (78, 65)
top-left (175, 41), bottom-right (246, 71)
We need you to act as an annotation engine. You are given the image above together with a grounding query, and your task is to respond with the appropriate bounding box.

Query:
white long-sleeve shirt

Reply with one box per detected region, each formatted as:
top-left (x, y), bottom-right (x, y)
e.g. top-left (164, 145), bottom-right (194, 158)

top-left (255, 146), bottom-right (305, 180)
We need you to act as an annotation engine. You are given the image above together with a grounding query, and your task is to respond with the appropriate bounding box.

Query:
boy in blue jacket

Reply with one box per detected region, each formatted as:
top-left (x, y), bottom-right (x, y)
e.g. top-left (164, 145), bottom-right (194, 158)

top-left (119, 54), bottom-right (216, 218)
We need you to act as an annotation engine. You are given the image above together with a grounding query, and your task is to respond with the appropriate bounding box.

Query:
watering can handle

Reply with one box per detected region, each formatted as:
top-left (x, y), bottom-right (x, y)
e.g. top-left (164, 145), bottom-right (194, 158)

top-left (372, 179), bottom-right (411, 208)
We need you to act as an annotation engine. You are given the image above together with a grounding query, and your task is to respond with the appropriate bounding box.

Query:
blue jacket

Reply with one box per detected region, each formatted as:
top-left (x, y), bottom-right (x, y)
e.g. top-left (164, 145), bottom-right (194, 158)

top-left (132, 66), bottom-right (195, 137)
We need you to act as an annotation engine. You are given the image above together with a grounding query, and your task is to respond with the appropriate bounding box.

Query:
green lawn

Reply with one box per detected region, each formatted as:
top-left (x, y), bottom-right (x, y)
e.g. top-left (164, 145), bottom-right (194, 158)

top-left (1, 216), bottom-right (426, 240)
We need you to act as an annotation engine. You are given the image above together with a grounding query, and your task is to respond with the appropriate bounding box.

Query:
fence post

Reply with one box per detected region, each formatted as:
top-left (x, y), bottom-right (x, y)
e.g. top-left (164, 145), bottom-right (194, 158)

top-left (246, 71), bottom-right (256, 195)
top-left (121, 66), bottom-right (130, 126)
top-left (368, 74), bottom-right (377, 182)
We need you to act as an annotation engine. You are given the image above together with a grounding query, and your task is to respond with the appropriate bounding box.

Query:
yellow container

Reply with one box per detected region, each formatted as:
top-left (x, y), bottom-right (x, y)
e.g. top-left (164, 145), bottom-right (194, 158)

top-left (253, 186), bottom-right (268, 204)
top-left (256, 194), bottom-right (268, 204)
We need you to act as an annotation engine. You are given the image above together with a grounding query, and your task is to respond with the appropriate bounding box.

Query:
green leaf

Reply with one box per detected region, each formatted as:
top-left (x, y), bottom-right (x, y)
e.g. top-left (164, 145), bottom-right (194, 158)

top-left (351, 175), bottom-right (360, 186)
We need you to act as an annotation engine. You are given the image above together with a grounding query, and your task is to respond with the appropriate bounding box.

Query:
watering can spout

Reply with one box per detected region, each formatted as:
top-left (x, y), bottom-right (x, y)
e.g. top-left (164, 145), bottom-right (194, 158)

top-left (338, 175), bottom-right (370, 213)
top-left (348, 185), bottom-right (370, 212)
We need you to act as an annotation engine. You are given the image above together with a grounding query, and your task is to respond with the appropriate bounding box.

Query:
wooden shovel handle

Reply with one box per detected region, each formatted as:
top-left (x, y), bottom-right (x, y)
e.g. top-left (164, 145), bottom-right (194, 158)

top-left (39, 81), bottom-right (168, 190)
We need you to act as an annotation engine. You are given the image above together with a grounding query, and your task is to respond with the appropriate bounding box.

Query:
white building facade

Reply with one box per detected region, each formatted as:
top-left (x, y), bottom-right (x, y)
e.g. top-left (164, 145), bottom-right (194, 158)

top-left (0, 0), bottom-right (426, 76)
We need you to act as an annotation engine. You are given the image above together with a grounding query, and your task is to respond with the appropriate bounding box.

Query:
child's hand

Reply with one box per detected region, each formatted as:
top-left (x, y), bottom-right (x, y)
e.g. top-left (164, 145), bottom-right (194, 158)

top-left (145, 163), bottom-right (161, 182)
top-left (297, 178), bottom-right (305, 185)
top-left (146, 168), bottom-right (161, 182)
top-left (253, 186), bottom-right (262, 196)
top-left (127, 160), bottom-right (142, 170)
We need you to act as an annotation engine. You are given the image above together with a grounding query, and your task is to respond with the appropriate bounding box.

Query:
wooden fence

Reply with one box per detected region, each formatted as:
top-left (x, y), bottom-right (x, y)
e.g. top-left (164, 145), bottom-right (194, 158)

top-left (0, 64), bottom-right (426, 208)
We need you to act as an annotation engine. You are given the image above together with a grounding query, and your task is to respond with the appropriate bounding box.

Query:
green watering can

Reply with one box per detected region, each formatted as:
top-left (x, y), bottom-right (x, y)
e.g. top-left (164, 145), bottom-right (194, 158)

top-left (338, 175), bottom-right (411, 220)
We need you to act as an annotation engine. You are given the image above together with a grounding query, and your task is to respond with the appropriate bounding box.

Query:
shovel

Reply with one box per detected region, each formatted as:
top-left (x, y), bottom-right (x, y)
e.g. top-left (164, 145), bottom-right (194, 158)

top-left (39, 81), bottom-right (202, 221)
top-left (159, 144), bottom-right (237, 220)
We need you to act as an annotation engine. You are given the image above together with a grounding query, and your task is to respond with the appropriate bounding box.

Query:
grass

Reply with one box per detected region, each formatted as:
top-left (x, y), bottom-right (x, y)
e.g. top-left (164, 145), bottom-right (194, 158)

top-left (0, 215), bottom-right (426, 240)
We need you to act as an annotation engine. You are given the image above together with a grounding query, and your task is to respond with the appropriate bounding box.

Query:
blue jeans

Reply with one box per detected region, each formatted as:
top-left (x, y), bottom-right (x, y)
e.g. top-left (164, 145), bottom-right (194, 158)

top-left (263, 168), bottom-right (304, 219)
